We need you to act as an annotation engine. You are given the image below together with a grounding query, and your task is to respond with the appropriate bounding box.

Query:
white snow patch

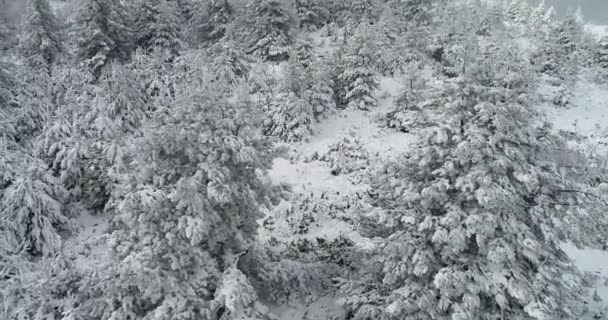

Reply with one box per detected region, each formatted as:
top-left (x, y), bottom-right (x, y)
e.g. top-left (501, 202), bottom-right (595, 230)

top-left (63, 212), bottom-right (110, 272)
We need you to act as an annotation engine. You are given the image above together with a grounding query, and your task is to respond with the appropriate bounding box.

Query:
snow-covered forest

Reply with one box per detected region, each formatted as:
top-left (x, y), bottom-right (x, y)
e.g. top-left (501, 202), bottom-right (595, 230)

top-left (2, 0), bottom-right (608, 319)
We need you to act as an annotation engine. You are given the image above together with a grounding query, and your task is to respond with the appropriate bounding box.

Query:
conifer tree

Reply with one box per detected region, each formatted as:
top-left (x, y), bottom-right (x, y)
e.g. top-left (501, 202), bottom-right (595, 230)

top-left (75, 0), bottom-right (133, 77)
top-left (245, 0), bottom-right (293, 61)
top-left (135, 0), bottom-right (183, 56)
top-left (305, 60), bottom-right (337, 119)
top-left (19, 0), bottom-right (62, 69)
top-left (597, 35), bottom-right (608, 72)
top-left (189, 0), bottom-right (232, 44)
top-left (336, 27), bottom-right (378, 110)
top-left (207, 40), bottom-right (252, 86)
top-left (1, 160), bottom-right (71, 256)
top-left (91, 76), bottom-right (279, 319)
top-left (295, 0), bottom-right (329, 30)
top-left (0, 61), bottom-right (19, 144)
top-left (345, 45), bottom-right (588, 320)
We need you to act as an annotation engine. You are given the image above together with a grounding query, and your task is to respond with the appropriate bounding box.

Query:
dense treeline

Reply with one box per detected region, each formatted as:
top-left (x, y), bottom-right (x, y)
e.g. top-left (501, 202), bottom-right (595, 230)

top-left (1, 0), bottom-right (608, 319)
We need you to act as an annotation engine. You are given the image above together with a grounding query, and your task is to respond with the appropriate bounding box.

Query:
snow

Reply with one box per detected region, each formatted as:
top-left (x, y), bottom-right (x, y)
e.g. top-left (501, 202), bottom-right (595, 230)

top-left (586, 24), bottom-right (608, 39)
top-left (63, 211), bottom-right (110, 272)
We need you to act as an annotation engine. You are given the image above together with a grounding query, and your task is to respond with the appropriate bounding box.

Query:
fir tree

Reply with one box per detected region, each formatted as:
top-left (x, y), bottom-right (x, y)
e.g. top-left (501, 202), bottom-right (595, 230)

top-left (596, 35), bottom-right (608, 77)
top-left (19, 0), bottom-right (62, 69)
top-left (345, 45), bottom-right (588, 320)
top-left (189, 0), bottom-right (233, 44)
top-left (75, 0), bottom-right (133, 77)
top-left (245, 0), bottom-right (293, 61)
top-left (305, 60), bottom-right (337, 119)
top-left (1, 160), bottom-right (71, 256)
top-left (19, 64), bottom-right (54, 136)
top-left (295, 0), bottom-right (329, 30)
top-left (0, 61), bottom-right (20, 144)
top-left (207, 40), bottom-right (252, 86)
top-left (337, 28), bottom-right (379, 110)
top-left (135, 0), bottom-right (183, 56)
top-left (91, 75), bottom-right (279, 319)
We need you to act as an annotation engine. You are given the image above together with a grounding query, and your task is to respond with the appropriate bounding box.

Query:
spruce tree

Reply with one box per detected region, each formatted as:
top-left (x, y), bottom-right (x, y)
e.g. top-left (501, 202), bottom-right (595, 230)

top-left (245, 0), bottom-right (293, 61)
top-left (1, 160), bottom-right (71, 256)
top-left (135, 0), bottom-right (183, 56)
top-left (90, 75), bottom-right (278, 319)
top-left (596, 35), bottom-right (608, 72)
top-left (19, 0), bottom-right (62, 69)
top-left (295, 0), bottom-right (329, 30)
top-left (189, 0), bottom-right (232, 44)
top-left (345, 45), bottom-right (588, 320)
top-left (75, 0), bottom-right (133, 76)
top-left (336, 27), bottom-right (378, 110)
top-left (0, 61), bottom-right (19, 144)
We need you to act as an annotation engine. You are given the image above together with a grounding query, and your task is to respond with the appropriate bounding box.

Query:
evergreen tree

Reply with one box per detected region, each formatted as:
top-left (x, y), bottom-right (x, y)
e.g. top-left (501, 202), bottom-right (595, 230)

top-left (189, 0), bottom-right (232, 44)
top-left (75, 0), bottom-right (133, 77)
top-left (305, 60), bottom-right (337, 119)
top-left (1, 160), bottom-right (71, 256)
top-left (0, 61), bottom-right (20, 144)
top-left (295, 0), bottom-right (329, 30)
top-left (207, 40), bottom-right (252, 86)
top-left (336, 28), bottom-right (378, 110)
top-left (84, 74), bottom-right (279, 319)
top-left (245, 0), bottom-right (293, 61)
top-left (596, 35), bottom-right (608, 72)
top-left (349, 0), bottom-right (378, 24)
top-left (19, 64), bottom-right (53, 136)
top-left (19, 0), bottom-right (62, 69)
top-left (135, 0), bottom-right (184, 56)
top-left (345, 45), bottom-right (588, 320)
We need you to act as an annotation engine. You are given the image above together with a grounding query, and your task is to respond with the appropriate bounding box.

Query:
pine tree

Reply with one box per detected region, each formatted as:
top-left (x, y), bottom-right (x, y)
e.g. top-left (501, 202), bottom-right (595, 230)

top-left (19, 65), bottom-right (54, 136)
top-left (189, 0), bottom-right (232, 44)
top-left (75, 0), bottom-right (133, 77)
top-left (89, 75), bottom-right (279, 319)
top-left (245, 0), bottom-right (293, 61)
top-left (1, 161), bottom-right (71, 256)
top-left (506, 0), bottom-right (528, 26)
top-left (337, 27), bottom-right (378, 110)
top-left (305, 60), bottom-right (337, 119)
top-left (295, 0), bottom-right (329, 30)
top-left (19, 0), bottom-right (62, 69)
top-left (345, 45), bottom-right (588, 320)
top-left (597, 35), bottom-right (608, 72)
top-left (0, 61), bottom-right (19, 145)
top-left (349, 0), bottom-right (377, 24)
top-left (207, 40), bottom-right (252, 86)
top-left (135, 0), bottom-right (184, 56)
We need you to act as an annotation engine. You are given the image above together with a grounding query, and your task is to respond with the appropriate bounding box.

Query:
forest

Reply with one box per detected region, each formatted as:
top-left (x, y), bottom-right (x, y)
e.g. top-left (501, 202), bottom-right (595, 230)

top-left (2, 0), bottom-right (608, 319)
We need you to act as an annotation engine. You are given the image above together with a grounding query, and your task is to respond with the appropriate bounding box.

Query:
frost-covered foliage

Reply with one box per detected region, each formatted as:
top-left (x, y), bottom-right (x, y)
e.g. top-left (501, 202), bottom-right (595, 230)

top-left (295, 0), bottom-right (329, 30)
top-left (305, 59), bottom-right (337, 119)
top-left (75, 0), bottom-right (133, 76)
top-left (318, 130), bottom-right (370, 177)
top-left (134, 0), bottom-right (183, 56)
top-left (533, 15), bottom-right (585, 80)
top-left (596, 35), bottom-right (608, 77)
top-left (207, 40), bottom-right (252, 86)
top-left (19, 65), bottom-right (53, 136)
top-left (244, 0), bottom-right (294, 61)
top-left (385, 70), bottom-right (432, 132)
top-left (264, 91), bottom-right (315, 142)
top-left (90, 75), bottom-right (281, 319)
top-left (4, 255), bottom-right (82, 320)
top-left (189, 0), bottom-right (232, 44)
top-left (0, 61), bottom-right (20, 144)
top-left (336, 26), bottom-right (378, 110)
top-left (1, 161), bottom-right (71, 256)
top-left (19, 0), bottom-right (62, 69)
top-left (345, 45), bottom-right (589, 320)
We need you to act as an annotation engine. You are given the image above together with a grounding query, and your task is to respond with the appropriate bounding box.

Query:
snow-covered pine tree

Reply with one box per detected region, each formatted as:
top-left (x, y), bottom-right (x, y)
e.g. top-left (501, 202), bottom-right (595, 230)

top-left (304, 59), bottom-right (337, 119)
top-left (19, 63), bottom-right (54, 136)
top-left (506, 0), bottom-right (529, 26)
top-left (245, 0), bottom-right (293, 61)
top-left (78, 63), bottom-right (148, 212)
top-left (538, 15), bottom-right (584, 79)
top-left (90, 75), bottom-right (278, 319)
top-left (135, 0), bottom-right (183, 56)
top-left (348, 0), bottom-right (378, 25)
top-left (75, 0), bottom-right (133, 77)
top-left (264, 53), bottom-right (316, 142)
top-left (0, 61), bottom-right (20, 145)
top-left (207, 40), bottom-right (252, 86)
top-left (189, 0), bottom-right (232, 44)
top-left (19, 0), bottom-right (62, 70)
top-left (293, 36), bottom-right (314, 68)
top-left (597, 35), bottom-right (608, 73)
top-left (345, 45), bottom-right (588, 320)
top-left (1, 160), bottom-right (71, 256)
top-left (295, 0), bottom-right (329, 30)
top-left (337, 27), bottom-right (378, 110)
